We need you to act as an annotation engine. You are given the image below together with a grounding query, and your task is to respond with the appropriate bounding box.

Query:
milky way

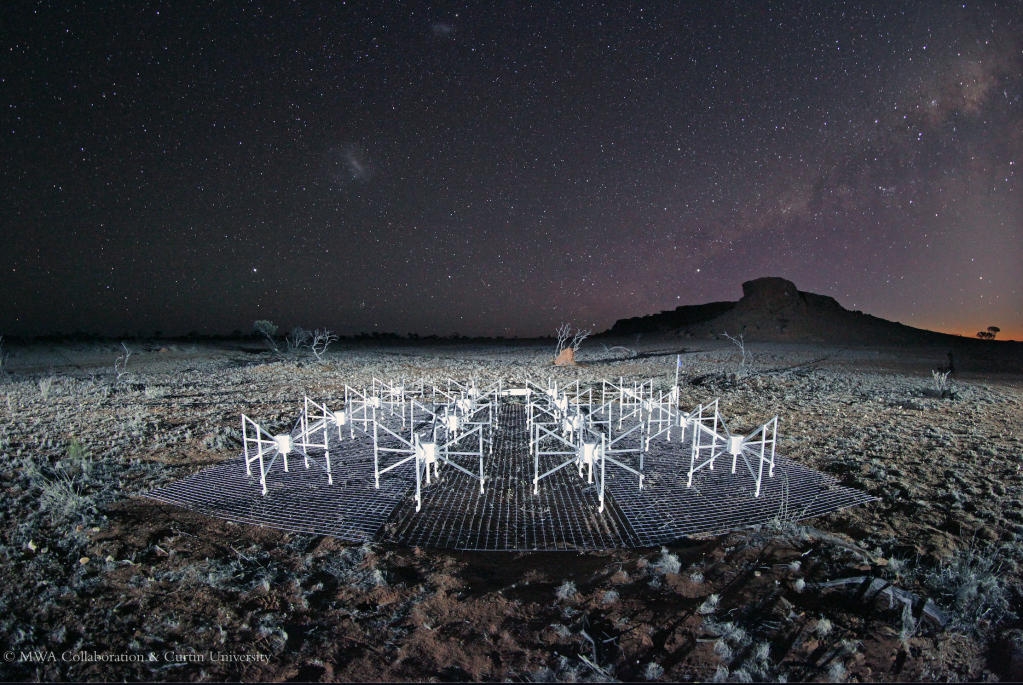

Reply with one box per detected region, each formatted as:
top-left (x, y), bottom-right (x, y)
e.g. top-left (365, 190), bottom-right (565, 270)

top-left (2, 1), bottom-right (1020, 338)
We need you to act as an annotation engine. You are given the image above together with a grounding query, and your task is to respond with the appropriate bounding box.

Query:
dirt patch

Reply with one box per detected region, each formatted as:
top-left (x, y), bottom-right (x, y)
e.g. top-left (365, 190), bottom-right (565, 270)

top-left (0, 340), bottom-right (1020, 681)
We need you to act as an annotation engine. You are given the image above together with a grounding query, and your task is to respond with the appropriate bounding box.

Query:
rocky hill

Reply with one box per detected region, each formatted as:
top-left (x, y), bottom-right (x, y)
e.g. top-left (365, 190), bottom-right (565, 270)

top-left (604, 277), bottom-right (1015, 350)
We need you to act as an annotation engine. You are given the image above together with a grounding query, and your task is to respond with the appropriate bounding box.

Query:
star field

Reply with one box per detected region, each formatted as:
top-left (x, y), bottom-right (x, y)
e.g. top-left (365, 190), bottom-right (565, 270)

top-left (2, 1), bottom-right (1020, 339)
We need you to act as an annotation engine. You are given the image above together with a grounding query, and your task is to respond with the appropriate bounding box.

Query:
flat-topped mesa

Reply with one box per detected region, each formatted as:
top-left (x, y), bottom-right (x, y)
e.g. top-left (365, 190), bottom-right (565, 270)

top-left (605, 277), bottom-right (844, 339)
top-left (602, 276), bottom-right (980, 346)
top-left (734, 277), bottom-right (842, 314)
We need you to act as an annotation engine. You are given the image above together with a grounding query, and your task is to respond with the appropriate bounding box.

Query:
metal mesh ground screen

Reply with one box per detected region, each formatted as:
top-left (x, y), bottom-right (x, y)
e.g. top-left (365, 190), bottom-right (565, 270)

top-left (146, 404), bottom-right (876, 550)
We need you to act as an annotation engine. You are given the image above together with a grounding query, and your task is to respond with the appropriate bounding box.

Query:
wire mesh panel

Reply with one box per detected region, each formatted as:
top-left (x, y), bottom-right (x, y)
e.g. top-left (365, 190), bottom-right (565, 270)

top-left (146, 380), bottom-right (876, 550)
top-left (146, 433), bottom-right (414, 542)
top-left (382, 404), bottom-right (642, 550)
top-left (607, 445), bottom-right (876, 546)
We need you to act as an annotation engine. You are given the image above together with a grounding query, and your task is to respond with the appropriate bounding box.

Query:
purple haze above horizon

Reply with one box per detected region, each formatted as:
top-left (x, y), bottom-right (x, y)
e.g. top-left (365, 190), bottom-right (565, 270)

top-left (2, 1), bottom-right (1021, 340)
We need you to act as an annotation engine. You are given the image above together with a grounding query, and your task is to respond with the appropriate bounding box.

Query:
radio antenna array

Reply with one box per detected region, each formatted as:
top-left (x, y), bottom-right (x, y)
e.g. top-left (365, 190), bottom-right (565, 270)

top-left (150, 375), bottom-right (874, 550)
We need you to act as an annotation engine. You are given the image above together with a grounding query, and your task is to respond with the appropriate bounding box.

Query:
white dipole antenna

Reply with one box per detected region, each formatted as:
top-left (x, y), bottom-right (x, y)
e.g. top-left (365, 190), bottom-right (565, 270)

top-left (414, 434), bottom-right (423, 512)
top-left (372, 403), bottom-right (380, 488)
top-left (674, 354), bottom-right (681, 408)
top-left (346, 384), bottom-right (353, 439)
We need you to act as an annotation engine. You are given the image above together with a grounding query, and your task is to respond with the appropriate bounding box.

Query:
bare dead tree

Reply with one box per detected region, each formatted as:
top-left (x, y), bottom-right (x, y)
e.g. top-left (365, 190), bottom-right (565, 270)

top-left (286, 326), bottom-right (312, 353)
top-left (555, 323), bottom-right (572, 357)
top-left (721, 332), bottom-right (752, 378)
top-left (554, 323), bottom-right (592, 357)
top-left (569, 327), bottom-right (591, 352)
top-left (310, 329), bottom-right (338, 362)
top-left (114, 342), bottom-right (133, 383)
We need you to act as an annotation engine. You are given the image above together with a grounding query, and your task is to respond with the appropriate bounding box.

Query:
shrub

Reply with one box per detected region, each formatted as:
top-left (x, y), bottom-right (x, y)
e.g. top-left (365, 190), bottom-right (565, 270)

top-left (652, 547), bottom-right (682, 575)
top-left (916, 543), bottom-right (1015, 635)
top-left (698, 593), bottom-right (720, 614)
top-left (68, 439), bottom-right (88, 460)
top-left (643, 662), bottom-right (664, 680)
top-left (27, 454), bottom-right (93, 523)
top-left (555, 580), bottom-right (577, 601)
top-left (254, 320), bottom-right (279, 352)
top-left (39, 376), bottom-right (56, 399)
top-left (286, 326), bottom-right (312, 353)
top-left (931, 370), bottom-right (951, 393)
top-left (826, 661), bottom-right (847, 682)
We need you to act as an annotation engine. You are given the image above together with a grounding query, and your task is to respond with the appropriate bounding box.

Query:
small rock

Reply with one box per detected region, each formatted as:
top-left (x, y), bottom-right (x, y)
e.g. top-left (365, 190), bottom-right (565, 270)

top-left (79, 557), bottom-right (90, 565)
top-left (105, 555), bottom-right (115, 563)
top-left (27, 540), bottom-right (37, 552)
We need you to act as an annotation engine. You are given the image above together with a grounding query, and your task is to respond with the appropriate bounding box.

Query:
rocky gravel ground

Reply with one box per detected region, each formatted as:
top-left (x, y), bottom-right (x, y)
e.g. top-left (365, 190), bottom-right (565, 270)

top-left (0, 338), bottom-right (1020, 682)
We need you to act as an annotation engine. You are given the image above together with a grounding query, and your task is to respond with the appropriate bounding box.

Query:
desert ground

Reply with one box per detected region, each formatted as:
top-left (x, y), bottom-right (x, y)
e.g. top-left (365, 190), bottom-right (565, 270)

top-left (0, 335), bottom-right (1021, 682)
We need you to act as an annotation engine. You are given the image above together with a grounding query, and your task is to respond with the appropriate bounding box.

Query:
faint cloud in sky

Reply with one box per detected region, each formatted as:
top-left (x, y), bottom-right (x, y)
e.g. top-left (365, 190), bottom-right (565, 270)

top-left (431, 22), bottom-right (455, 37)
top-left (329, 143), bottom-right (374, 184)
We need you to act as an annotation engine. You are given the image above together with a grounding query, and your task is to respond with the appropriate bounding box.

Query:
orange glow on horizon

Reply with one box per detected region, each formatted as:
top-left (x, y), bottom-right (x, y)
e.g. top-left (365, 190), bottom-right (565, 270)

top-left (920, 325), bottom-right (1023, 343)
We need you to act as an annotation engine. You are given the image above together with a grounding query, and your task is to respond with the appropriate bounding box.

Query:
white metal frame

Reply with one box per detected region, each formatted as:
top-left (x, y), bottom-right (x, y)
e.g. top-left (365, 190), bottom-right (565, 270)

top-left (531, 417), bottom-right (581, 495)
top-left (344, 384), bottom-right (379, 437)
top-left (293, 396), bottom-right (335, 484)
top-left (688, 400), bottom-right (778, 497)
top-left (644, 389), bottom-right (682, 449)
top-left (687, 400), bottom-right (724, 487)
top-left (235, 376), bottom-right (781, 515)
top-left (372, 402), bottom-right (486, 512)
top-left (241, 414), bottom-right (292, 496)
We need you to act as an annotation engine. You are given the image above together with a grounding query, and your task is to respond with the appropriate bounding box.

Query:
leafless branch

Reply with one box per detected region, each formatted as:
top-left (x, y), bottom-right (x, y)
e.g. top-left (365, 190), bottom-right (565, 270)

top-left (569, 328), bottom-right (591, 351)
top-left (555, 323), bottom-right (572, 356)
top-left (286, 326), bottom-right (312, 353)
top-left (721, 332), bottom-right (752, 377)
top-left (310, 329), bottom-right (338, 362)
top-left (554, 323), bottom-right (591, 357)
top-left (114, 342), bottom-right (133, 383)
top-left (599, 343), bottom-right (637, 359)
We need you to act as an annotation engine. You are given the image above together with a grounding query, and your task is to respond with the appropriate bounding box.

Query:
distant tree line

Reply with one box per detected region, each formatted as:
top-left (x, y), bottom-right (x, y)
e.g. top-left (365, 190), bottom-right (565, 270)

top-left (0, 329), bottom-right (263, 344)
top-left (0, 328), bottom-right (544, 345)
top-left (976, 326), bottom-right (1000, 340)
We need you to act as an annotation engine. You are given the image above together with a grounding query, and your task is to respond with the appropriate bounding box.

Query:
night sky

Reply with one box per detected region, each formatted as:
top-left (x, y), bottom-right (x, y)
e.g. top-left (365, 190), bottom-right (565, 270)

top-left (3, 1), bottom-right (1021, 340)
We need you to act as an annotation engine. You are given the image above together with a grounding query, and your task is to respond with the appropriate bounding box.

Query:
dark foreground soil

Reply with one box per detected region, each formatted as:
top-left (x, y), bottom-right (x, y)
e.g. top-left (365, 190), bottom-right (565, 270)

top-left (0, 338), bottom-right (1021, 682)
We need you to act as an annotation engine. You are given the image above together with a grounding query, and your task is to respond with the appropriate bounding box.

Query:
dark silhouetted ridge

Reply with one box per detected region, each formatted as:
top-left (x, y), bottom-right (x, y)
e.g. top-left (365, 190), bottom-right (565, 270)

top-left (601, 277), bottom-right (1022, 356)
